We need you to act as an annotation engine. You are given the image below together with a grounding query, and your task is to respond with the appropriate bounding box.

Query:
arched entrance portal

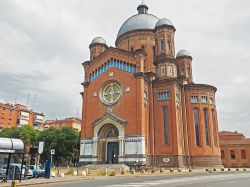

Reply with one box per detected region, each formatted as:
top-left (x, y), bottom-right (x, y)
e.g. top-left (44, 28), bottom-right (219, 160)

top-left (98, 124), bottom-right (119, 164)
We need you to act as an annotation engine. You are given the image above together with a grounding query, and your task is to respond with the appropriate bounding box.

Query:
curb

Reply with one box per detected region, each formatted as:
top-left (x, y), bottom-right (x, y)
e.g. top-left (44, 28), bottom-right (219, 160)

top-left (1, 177), bottom-right (94, 187)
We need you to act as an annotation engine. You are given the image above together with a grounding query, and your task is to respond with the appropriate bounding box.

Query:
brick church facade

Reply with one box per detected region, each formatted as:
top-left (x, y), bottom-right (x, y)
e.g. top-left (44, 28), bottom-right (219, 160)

top-left (79, 3), bottom-right (222, 168)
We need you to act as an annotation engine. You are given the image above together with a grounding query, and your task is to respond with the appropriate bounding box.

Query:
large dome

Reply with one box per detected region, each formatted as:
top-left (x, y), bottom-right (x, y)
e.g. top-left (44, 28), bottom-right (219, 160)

top-left (117, 3), bottom-right (159, 38)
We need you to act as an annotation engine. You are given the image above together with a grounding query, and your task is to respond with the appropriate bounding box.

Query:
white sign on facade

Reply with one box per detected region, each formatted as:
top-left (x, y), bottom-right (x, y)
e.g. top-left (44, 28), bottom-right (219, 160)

top-left (38, 141), bottom-right (44, 154)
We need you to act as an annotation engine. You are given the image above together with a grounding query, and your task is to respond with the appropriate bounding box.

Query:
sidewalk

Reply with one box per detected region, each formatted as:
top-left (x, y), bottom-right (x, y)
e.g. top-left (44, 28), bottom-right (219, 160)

top-left (1, 169), bottom-right (248, 187)
top-left (0, 176), bottom-right (93, 187)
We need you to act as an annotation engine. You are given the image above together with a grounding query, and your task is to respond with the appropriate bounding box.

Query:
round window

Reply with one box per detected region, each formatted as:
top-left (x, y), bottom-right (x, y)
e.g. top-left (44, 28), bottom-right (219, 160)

top-left (102, 83), bottom-right (121, 105)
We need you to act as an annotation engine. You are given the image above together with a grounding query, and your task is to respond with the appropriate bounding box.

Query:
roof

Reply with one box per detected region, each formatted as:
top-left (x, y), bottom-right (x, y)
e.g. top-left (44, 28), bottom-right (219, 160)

top-left (0, 138), bottom-right (24, 153)
top-left (117, 13), bottom-right (159, 38)
top-left (91, 37), bottom-right (107, 45)
top-left (44, 117), bottom-right (81, 125)
top-left (176, 50), bottom-right (191, 58)
top-left (155, 18), bottom-right (174, 28)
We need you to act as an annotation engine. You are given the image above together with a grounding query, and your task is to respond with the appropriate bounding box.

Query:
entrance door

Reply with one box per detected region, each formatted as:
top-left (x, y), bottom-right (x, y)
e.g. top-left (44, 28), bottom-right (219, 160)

top-left (107, 142), bottom-right (119, 164)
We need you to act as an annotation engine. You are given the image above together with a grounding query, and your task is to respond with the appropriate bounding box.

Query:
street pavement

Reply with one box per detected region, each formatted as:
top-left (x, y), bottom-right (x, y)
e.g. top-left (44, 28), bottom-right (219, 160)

top-left (36, 172), bottom-right (250, 187)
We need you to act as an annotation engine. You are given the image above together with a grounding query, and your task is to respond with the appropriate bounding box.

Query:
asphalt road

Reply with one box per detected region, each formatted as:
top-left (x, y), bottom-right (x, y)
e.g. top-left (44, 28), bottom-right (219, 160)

top-left (38, 172), bottom-right (250, 187)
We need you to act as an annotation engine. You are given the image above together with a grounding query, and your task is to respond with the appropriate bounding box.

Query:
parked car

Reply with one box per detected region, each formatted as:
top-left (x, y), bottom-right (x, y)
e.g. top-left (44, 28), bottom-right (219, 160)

top-left (26, 165), bottom-right (45, 178)
top-left (0, 164), bottom-right (33, 179)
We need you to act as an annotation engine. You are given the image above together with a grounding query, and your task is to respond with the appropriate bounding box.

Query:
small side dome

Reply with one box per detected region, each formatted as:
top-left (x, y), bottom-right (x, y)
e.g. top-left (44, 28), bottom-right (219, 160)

top-left (155, 18), bottom-right (174, 28)
top-left (91, 37), bottom-right (107, 45)
top-left (176, 50), bottom-right (192, 58)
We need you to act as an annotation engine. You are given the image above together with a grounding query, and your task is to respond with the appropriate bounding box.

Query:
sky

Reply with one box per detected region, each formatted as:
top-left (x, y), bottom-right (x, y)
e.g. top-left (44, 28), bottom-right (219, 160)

top-left (0, 0), bottom-right (250, 136)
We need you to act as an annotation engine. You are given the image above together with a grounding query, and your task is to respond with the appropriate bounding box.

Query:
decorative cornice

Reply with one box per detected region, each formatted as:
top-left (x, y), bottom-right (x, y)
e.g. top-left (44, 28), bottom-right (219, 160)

top-left (184, 83), bottom-right (217, 92)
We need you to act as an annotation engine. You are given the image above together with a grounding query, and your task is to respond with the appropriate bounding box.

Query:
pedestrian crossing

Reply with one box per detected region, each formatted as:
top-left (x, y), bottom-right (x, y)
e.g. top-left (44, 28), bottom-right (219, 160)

top-left (104, 173), bottom-right (250, 187)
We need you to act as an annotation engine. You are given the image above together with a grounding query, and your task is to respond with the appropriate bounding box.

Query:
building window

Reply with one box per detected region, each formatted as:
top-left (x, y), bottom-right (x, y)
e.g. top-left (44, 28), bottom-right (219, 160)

top-left (221, 150), bottom-right (225, 159)
top-left (141, 46), bottom-right (145, 52)
top-left (158, 91), bottom-right (170, 100)
top-left (230, 150), bottom-right (236, 160)
top-left (167, 40), bottom-right (171, 51)
top-left (153, 46), bottom-right (156, 58)
top-left (181, 68), bottom-right (184, 75)
top-left (186, 67), bottom-right (189, 77)
top-left (212, 110), bottom-right (218, 146)
top-left (241, 150), bottom-right (247, 159)
top-left (144, 90), bottom-right (148, 100)
top-left (191, 96), bottom-right (199, 103)
top-left (160, 39), bottom-right (164, 52)
top-left (201, 96), bottom-right (208, 103)
top-left (193, 108), bottom-right (200, 146)
top-left (203, 109), bottom-right (210, 146)
top-left (209, 97), bottom-right (214, 104)
top-left (161, 66), bottom-right (166, 75)
top-left (163, 106), bottom-right (168, 144)
top-left (168, 66), bottom-right (173, 76)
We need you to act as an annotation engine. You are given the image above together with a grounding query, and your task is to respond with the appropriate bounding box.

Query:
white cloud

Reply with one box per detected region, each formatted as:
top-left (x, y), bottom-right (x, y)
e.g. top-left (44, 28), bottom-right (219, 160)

top-left (0, 0), bottom-right (250, 136)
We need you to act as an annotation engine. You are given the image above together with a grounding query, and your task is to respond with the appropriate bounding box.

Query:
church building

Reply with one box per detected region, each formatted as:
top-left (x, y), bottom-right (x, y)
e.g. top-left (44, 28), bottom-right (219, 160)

top-left (79, 3), bottom-right (222, 168)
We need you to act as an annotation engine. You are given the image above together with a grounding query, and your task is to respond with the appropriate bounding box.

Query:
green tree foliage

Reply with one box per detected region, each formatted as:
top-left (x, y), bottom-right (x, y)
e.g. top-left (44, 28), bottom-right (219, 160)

top-left (0, 125), bottom-right (80, 166)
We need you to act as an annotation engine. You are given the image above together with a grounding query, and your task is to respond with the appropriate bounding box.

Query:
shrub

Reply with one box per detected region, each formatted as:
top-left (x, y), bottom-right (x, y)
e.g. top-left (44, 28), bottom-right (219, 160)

top-left (189, 168), bottom-right (192, 172)
top-left (131, 169), bottom-right (135, 174)
top-left (205, 168), bottom-right (209, 172)
top-left (178, 169), bottom-right (182, 172)
top-left (243, 168), bottom-right (247, 172)
top-left (228, 168), bottom-right (231, 171)
top-left (221, 168), bottom-right (225, 171)
top-left (151, 169), bottom-right (155, 173)
top-left (66, 168), bottom-right (74, 175)
top-left (109, 171), bottom-right (116, 176)
top-left (160, 168), bottom-right (164, 173)
top-left (170, 168), bottom-right (174, 173)
top-left (121, 170), bottom-right (125, 175)
top-left (213, 168), bottom-right (216, 172)
top-left (236, 168), bottom-right (239, 172)
top-left (141, 169), bottom-right (145, 174)
top-left (99, 171), bottom-right (107, 176)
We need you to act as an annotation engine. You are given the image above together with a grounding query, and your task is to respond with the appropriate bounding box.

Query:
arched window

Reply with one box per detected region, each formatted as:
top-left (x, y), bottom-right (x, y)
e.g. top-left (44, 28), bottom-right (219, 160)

top-left (160, 39), bottom-right (165, 52)
top-left (193, 108), bottom-right (200, 146)
top-left (94, 70), bottom-right (97, 79)
top-left (167, 40), bottom-right (171, 51)
top-left (186, 67), bottom-right (190, 77)
top-left (129, 64), bottom-right (133, 73)
top-left (122, 62), bottom-right (126, 71)
top-left (163, 106), bottom-right (169, 144)
top-left (212, 110), bottom-right (218, 146)
top-left (181, 68), bottom-right (184, 75)
top-left (133, 65), bottom-right (136, 73)
top-left (203, 108), bottom-right (210, 146)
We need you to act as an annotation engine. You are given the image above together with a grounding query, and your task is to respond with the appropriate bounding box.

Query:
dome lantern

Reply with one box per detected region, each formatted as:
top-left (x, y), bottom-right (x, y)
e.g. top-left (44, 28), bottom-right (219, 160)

top-left (137, 2), bottom-right (148, 14)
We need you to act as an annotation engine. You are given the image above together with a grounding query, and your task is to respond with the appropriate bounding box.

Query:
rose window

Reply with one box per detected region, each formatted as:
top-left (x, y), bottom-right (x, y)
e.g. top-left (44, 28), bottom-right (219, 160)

top-left (102, 83), bottom-right (121, 104)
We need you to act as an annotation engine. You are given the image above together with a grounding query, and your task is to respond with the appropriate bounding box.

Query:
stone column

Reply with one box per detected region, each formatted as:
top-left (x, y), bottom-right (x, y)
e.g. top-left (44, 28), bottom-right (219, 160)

top-left (118, 136), bottom-right (125, 156)
top-left (93, 137), bottom-right (98, 156)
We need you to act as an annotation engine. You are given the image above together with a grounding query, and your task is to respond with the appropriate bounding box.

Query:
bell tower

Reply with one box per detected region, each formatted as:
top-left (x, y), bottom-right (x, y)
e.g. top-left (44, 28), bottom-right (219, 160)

top-left (89, 37), bottom-right (108, 60)
top-left (154, 18), bottom-right (177, 79)
top-left (154, 18), bottom-right (176, 59)
top-left (176, 50), bottom-right (193, 84)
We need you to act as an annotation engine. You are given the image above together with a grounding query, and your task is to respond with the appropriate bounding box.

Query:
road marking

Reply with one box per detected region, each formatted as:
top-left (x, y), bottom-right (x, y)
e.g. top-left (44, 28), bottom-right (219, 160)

top-left (104, 173), bottom-right (250, 187)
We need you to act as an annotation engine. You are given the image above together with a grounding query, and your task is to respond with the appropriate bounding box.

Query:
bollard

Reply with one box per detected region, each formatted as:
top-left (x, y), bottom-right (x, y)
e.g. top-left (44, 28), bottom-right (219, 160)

top-left (105, 168), bottom-right (108, 176)
top-left (12, 182), bottom-right (16, 187)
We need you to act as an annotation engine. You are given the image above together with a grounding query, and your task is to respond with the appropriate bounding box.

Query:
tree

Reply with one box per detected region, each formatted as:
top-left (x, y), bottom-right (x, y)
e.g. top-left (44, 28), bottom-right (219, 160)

top-left (0, 126), bottom-right (80, 166)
